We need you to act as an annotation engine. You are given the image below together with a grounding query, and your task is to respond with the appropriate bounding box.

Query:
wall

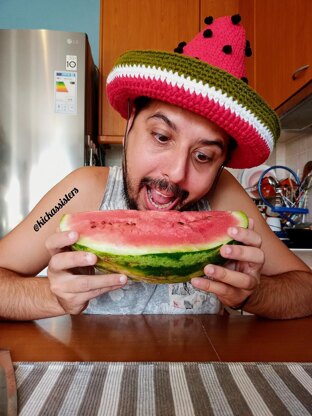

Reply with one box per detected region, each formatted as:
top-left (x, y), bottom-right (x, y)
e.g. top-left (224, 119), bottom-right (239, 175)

top-left (277, 130), bottom-right (312, 179)
top-left (0, 0), bottom-right (100, 65)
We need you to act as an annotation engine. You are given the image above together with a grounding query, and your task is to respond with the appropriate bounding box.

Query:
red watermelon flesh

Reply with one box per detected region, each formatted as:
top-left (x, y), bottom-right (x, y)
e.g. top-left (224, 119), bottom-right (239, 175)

top-left (60, 210), bottom-right (248, 284)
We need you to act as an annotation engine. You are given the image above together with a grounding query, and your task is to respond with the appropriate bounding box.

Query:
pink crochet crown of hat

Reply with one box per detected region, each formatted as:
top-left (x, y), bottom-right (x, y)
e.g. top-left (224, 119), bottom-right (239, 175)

top-left (180, 14), bottom-right (249, 79)
top-left (106, 15), bottom-right (280, 169)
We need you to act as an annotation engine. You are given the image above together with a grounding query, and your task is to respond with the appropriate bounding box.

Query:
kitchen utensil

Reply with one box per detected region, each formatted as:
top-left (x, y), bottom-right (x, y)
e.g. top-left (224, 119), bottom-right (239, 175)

top-left (266, 217), bottom-right (282, 232)
top-left (240, 164), bottom-right (276, 198)
top-left (257, 165), bottom-right (308, 224)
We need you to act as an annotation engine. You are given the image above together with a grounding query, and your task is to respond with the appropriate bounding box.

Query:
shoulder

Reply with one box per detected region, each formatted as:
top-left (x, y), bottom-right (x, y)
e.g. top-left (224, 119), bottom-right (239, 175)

top-left (209, 168), bottom-right (253, 211)
top-left (0, 166), bottom-right (111, 274)
top-left (50, 166), bottom-right (110, 212)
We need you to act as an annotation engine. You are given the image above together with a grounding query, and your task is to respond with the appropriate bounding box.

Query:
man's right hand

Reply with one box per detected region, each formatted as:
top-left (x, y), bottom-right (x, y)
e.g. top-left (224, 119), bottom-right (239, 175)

top-left (45, 230), bottom-right (128, 315)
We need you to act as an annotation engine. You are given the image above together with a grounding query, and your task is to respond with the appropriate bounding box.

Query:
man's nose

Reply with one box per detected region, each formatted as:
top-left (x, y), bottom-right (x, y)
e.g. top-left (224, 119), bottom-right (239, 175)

top-left (162, 153), bottom-right (188, 185)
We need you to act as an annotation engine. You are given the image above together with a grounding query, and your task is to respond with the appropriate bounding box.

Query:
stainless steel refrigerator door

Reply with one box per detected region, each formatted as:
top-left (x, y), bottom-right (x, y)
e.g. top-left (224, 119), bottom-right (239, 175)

top-left (0, 29), bottom-right (88, 237)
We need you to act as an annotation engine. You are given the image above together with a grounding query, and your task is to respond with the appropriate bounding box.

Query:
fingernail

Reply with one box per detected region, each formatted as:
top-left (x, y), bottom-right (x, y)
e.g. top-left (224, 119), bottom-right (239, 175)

top-left (230, 227), bottom-right (238, 235)
top-left (206, 265), bottom-right (214, 275)
top-left (224, 246), bottom-right (232, 255)
top-left (68, 231), bottom-right (78, 240)
top-left (119, 275), bottom-right (127, 284)
top-left (86, 253), bottom-right (96, 263)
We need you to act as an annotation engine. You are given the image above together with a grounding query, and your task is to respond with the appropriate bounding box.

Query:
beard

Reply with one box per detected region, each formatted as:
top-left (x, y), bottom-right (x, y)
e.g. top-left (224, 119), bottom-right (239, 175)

top-left (122, 157), bottom-right (189, 211)
top-left (122, 158), bottom-right (139, 209)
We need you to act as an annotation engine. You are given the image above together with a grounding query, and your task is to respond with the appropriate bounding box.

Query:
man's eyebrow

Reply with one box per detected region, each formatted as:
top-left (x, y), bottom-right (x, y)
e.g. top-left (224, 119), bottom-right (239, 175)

top-left (146, 112), bottom-right (177, 132)
top-left (198, 138), bottom-right (225, 151)
top-left (146, 112), bottom-right (225, 151)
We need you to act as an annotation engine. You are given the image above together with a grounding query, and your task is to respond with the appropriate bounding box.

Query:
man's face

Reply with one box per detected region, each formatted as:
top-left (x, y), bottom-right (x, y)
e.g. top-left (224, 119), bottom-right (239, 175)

top-left (123, 100), bottom-right (230, 211)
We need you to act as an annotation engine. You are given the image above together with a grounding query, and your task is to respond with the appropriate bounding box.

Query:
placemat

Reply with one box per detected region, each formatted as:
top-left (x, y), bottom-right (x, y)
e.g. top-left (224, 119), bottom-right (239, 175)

top-left (14, 362), bottom-right (312, 416)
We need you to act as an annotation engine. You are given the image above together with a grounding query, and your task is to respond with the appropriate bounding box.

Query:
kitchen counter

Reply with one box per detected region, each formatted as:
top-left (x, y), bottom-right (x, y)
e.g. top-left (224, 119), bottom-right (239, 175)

top-left (291, 248), bottom-right (312, 268)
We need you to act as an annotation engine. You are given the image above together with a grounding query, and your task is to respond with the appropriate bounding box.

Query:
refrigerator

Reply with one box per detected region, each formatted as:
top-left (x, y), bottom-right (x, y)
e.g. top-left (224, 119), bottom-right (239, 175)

top-left (0, 29), bottom-right (99, 238)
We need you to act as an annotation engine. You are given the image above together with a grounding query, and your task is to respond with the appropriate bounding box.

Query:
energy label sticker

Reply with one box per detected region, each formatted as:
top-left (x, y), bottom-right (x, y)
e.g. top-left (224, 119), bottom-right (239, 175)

top-left (54, 71), bottom-right (77, 115)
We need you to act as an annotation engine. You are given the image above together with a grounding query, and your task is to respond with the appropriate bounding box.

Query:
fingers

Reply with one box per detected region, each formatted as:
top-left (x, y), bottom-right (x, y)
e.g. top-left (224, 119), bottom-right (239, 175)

top-left (50, 271), bottom-right (127, 295)
top-left (46, 230), bottom-right (128, 315)
top-left (52, 277), bottom-right (127, 315)
top-left (205, 264), bottom-right (258, 291)
top-left (191, 271), bottom-right (252, 308)
top-left (191, 220), bottom-right (264, 308)
top-left (191, 275), bottom-right (249, 301)
top-left (49, 250), bottom-right (97, 272)
top-left (45, 231), bottom-right (79, 256)
top-left (227, 224), bottom-right (262, 248)
top-left (49, 267), bottom-right (128, 315)
top-left (220, 244), bottom-right (264, 268)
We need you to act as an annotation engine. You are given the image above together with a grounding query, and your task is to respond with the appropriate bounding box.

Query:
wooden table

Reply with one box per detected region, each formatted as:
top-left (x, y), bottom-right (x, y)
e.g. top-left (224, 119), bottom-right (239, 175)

top-left (1, 314), bottom-right (312, 415)
top-left (1, 313), bottom-right (312, 362)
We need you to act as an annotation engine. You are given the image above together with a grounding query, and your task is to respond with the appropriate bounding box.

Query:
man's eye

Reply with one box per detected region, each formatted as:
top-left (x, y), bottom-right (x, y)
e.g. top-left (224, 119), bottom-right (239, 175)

top-left (194, 151), bottom-right (212, 163)
top-left (154, 133), bottom-right (169, 143)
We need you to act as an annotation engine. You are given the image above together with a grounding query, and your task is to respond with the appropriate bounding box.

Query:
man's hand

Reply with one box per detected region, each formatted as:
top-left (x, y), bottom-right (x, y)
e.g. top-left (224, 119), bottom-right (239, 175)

top-left (45, 230), bottom-right (128, 315)
top-left (191, 218), bottom-right (264, 308)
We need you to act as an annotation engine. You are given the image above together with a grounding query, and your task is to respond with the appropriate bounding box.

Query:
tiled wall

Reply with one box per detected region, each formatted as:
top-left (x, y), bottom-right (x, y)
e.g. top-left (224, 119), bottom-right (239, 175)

top-left (276, 129), bottom-right (312, 178)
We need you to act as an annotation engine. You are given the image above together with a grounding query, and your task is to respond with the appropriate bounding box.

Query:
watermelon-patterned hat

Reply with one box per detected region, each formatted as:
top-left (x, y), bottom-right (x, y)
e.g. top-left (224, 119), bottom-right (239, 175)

top-left (106, 15), bottom-right (280, 168)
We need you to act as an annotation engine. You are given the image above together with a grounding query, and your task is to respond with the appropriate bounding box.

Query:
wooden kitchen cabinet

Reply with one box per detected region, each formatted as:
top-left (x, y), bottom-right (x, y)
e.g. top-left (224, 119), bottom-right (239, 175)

top-left (98, 0), bottom-right (199, 143)
top-left (253, 0), bottom-right (311, 110)
top-left (98, 0), bottom-right (310, 144)
top-left (98, 0), bottom-right (244, 144)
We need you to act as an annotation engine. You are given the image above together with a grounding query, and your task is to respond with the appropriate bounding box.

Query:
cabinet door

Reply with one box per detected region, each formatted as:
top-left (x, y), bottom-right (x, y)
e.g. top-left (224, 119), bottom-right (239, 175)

top-left (254, 0), bottom-right (312, 110)
top-left (99, 0), bottom-right (199, 143)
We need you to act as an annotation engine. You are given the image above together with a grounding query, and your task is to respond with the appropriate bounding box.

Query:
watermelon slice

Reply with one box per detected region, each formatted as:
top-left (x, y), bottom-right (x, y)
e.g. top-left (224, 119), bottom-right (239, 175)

top-left (59, 210), bottom-right (248, 284)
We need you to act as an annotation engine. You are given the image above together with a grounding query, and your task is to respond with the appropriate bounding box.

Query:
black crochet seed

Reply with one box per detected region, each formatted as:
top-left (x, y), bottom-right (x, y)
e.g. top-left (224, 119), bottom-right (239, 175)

top-left (231, 14), bottom-right (241, 24)
top-left (241, 77), bottom-right (249, 84)
top-left (222, 45), bottom-right (232, 54)
top-left (174, 46), bottom-right (184, 54)
top-left (203, 28), bottom-right (213, 38)
top-left (245, 47), bottom-right (252, 57)
top-left (204, 16), bottom-right (213, 25)
top-left (246, 39), bottom-right (250, 48)
top-left (178, 41), bottom-right (187, 48)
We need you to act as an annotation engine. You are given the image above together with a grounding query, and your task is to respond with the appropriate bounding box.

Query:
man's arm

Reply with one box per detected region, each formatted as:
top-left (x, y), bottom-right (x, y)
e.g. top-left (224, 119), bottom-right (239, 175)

top-left (0, 268), bottom-right (65, 320)
top-left (245, 270), bottom-right (312, 319)
top-left (0, 167), bottom-right (109, 320)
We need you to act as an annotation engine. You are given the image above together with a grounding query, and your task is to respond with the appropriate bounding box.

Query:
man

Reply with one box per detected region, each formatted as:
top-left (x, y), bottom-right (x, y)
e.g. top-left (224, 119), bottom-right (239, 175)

top-left (0, 15), bottom-right (311, 320)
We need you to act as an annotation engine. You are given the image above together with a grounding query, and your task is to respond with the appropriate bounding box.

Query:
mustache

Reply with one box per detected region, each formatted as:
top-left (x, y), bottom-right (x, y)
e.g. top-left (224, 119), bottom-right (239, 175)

top-left (139, 177), bottom-right (189, 200)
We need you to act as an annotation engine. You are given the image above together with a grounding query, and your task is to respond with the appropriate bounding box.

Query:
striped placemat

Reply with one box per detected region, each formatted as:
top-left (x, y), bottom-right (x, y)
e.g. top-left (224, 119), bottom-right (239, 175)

top-left (14, 362), bottom-right (312, 416)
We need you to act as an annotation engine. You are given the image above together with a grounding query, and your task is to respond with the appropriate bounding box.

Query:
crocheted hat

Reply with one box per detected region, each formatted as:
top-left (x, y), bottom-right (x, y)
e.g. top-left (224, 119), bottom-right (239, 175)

top-left (106, 15), bottom-right (280, 168)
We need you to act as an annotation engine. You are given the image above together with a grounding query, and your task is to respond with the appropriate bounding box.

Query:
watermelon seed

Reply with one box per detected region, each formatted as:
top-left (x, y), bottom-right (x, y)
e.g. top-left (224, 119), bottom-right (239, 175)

top-left (90, 221), bottom-right (97, 229)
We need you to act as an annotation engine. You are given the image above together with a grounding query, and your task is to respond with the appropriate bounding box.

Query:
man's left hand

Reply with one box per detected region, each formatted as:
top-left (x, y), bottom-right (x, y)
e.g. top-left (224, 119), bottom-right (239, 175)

top-left (191, 218), bottom-right (264, 308)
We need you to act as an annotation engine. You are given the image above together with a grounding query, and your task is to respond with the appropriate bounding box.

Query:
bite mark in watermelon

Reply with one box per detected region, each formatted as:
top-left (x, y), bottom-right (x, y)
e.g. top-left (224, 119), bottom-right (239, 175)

top-left (59, 210), bottom-right (248, 284)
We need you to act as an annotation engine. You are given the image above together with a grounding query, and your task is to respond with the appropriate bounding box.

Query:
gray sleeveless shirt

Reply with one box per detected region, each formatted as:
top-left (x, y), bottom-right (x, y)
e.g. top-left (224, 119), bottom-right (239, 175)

top-left (84, 166), bottom-right (220, 315)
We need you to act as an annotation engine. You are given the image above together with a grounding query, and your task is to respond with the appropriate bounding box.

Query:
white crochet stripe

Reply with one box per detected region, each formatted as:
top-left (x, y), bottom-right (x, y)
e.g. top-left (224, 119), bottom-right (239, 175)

top-left (107, 64), bottom-right (275, 151)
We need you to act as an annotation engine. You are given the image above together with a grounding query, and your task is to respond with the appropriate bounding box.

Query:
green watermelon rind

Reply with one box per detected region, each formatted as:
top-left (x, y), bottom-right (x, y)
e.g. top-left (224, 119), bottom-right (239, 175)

top-left (72, 240), bottom-right (239, 284)
top-left (62, 210), bottom-right (248, 284)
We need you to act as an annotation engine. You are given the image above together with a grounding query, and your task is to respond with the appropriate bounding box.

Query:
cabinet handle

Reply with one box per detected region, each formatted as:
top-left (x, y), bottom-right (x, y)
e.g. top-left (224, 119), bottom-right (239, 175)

top-left (292, 65), bottom-right (309, 80)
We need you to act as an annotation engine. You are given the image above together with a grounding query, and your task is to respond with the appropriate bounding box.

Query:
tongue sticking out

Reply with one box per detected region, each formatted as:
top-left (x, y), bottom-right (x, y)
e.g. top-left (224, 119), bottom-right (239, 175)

top-left (147, 187), bottom-right (178, 209)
